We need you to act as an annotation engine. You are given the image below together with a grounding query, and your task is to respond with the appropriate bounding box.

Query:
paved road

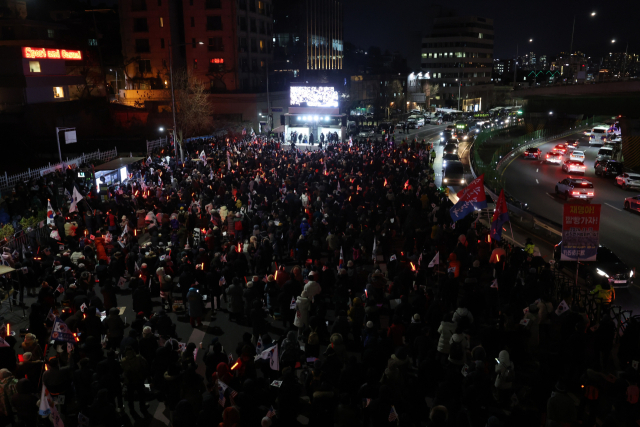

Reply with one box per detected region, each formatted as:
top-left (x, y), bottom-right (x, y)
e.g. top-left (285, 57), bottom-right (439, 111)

top-left (501, 133), bottom-right (640, 270)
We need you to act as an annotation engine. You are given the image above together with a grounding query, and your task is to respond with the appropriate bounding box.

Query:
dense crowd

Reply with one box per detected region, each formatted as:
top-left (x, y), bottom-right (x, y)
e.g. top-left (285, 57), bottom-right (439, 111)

top-left (0, 134), bottom-right (638, 427)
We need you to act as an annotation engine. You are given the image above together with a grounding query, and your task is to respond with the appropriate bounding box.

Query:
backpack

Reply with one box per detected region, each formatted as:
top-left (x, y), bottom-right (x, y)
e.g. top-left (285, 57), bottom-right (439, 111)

top-left (308, 328), bottom-right (319, 346)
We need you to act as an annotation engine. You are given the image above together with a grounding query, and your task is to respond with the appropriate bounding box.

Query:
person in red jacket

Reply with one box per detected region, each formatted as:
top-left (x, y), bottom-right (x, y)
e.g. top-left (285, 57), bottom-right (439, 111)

top-left (387, 315), bottom-right (405, 348)
top-left (447, 252), bottom-right (461, 278)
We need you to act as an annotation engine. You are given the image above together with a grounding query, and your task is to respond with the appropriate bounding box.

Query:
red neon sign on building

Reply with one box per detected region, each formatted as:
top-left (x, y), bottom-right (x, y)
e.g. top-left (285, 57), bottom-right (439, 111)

top-left (22, 47), bottom-right (83, 60)
top-left (210, 58), bottom-right (224, 64)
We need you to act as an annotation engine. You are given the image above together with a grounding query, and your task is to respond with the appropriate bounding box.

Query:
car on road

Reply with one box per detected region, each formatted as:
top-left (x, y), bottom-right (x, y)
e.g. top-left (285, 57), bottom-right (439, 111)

top-left (410, 109), bottom-right (421, 114)
top-left (394, 123), bottom-right (404, 133)
top-left (624, 195), bottom-right (640, 211)
top-left (553, 243), bottom-right (633, 288)
top-left (566, 139), bottom-right (580, 149)
top-left (442, 153), bottom-right (460, 167)
top-left (505, 192), bottom-right (529, 210)
top-left (570, 150), bottom-right (585, 163)
top-left (552, 144), bottom-right (567, 154)
top-left (594, 147), bottom-right (614, 167)
top-left (358, 127), bottom-right (375, 138)
top-left (616, 173), bottom-right (640, 190)
top-left (544, 152), bottom-right (563, 164)
top-left (523, 147), bottom-right (542, 159)
top-left (555, 178), bottom-right (595, 201)
top-left (595, 159), bottom-right (623, 177)
top-left (587, 126), bottom-right (609, 144)
top-left (441, 129), bottom-right (453, 142)
top-left (443, 143), bottom-right (458, 155)
top-left (377, 122), bottom-right (392, 133)
top-left (442, 161), bottom-right (465, 185)
top-left (407, 121), bottom-right (418, 129)
top-left (562, 160), bottom-right (587, 174)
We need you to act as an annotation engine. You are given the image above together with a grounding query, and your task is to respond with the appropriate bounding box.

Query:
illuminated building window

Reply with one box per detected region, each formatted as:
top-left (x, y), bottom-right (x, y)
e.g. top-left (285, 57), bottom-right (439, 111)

top-left (48, 29), bottom-right (55, 38)
top-left (29, 61), bottom-right (41, 73)
top-left (53, 87), bottom-right (64, 98)
top-left (160, 17), bottom-right (164, 27)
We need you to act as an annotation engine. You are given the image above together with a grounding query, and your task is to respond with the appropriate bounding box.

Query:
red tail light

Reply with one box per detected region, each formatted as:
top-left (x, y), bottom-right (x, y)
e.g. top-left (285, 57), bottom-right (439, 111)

top-left (572, 191), bottom-right (580, 195)
top-left (587, 192), bottom-right (594, 196)
top-left (546, 154), bottom-right (549, 158)
top-left (525, 151), bottom-right (529, 155)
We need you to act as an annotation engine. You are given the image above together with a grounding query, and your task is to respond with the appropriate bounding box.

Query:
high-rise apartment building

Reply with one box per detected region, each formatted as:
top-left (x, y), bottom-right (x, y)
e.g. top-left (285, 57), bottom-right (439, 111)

top-left (120, 0), bottom-right (273, 93)
top-left (420, 16), bottom-right (493, 111)
top-left (272, 0), bottom-right (343, 87)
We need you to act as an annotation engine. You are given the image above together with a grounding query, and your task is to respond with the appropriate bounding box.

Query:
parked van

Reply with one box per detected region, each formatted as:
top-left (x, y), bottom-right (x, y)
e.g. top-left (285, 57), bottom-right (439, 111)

top-left (442, 161), bottom-right (465, 186)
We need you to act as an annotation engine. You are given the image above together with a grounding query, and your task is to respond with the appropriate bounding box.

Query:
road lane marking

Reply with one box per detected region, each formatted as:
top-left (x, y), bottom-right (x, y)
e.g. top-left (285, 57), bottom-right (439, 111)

top-left (605, 203), bottom-right (622, 211)
top-left (546, 193), bottom-right (556, 200)
top-left (536, 168), bottom-right (539, 172)
top-left (536, 179), bottom-right (539, 184)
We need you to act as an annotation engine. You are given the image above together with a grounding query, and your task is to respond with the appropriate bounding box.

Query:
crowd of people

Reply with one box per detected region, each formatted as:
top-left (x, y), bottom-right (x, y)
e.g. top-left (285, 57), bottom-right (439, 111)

top-left (0, 133), bottom-right (638, 427)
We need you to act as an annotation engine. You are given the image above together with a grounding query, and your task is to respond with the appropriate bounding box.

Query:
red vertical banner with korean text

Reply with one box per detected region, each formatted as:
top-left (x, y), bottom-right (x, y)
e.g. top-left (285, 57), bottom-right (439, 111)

top-left (561, 204), bottom-right (601, 261)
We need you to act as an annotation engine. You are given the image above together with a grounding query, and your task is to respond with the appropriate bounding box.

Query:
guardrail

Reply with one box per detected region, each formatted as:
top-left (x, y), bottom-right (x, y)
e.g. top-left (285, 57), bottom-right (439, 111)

top-left (0, 148), bottom-right (118, 192)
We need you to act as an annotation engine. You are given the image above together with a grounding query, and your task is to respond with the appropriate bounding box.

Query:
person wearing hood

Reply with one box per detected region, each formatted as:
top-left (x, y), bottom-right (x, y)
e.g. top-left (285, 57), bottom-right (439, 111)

top-left (294, 290), bottom-right (311, 339)
top-left (303, 271), bottom-right (321, 301)
top-left (300, 217), bottom-right (310, 236)
top-left (494, 349), bottom-right (515, 406)
top-left (121, 346), bottom-right (149, 414)
top-left (452, 306), bottom-right (474, 328)
top-left (187, 284), bottom-right (205, 327)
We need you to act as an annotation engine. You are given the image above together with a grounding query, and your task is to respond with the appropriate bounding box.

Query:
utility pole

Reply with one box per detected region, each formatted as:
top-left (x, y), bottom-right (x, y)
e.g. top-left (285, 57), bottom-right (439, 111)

top-left (569, 15), bottom-right (576, 55)
top-left (169, 43), bottom-right (180, 163)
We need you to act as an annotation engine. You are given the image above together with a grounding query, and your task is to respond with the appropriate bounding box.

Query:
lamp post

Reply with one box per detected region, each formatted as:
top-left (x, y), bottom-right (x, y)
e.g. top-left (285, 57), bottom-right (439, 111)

top-left (513, 38), bottom-right (533, 89)
top-left (611, 39), bottom-right (629, 79)
top-left (168, 40), bottom-right (203, 163)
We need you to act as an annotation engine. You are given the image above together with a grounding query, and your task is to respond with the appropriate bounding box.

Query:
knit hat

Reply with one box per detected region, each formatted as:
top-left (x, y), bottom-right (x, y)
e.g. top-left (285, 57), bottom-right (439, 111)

top-left (22, 352), bottom-right (32, 362)
top-left (366, 321), bottom-right (374, 329)
top-left (246, 281), bottom-right (253, 288)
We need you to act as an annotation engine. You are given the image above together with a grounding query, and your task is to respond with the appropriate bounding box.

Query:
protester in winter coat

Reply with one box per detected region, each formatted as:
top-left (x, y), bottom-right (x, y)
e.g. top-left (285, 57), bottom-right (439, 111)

top-left (294, 291), bottom-right (311, 337)
top-left (226, 278), bottom-right (244, 322)
top-left (187, 285), bottom-right (205, 327)
top-left (103, 307), bottom-right (125, 351)
top-left (436, 313), bottom-right (456, 362)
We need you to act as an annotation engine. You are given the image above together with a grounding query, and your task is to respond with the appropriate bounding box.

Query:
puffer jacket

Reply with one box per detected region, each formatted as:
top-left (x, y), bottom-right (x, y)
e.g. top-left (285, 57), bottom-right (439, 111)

top-left (437, 321), bottom-right (457, 354)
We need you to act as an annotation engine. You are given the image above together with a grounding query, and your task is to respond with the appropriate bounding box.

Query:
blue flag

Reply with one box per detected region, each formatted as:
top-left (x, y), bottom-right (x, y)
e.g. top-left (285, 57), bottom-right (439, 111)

top-left (50, 316), bottom-right (77, 343)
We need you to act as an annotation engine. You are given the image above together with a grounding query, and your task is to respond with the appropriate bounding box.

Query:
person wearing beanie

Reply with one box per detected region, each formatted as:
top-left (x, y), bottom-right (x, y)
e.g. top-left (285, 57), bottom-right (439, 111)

top-left (21, 334), bottom-right (43, 362)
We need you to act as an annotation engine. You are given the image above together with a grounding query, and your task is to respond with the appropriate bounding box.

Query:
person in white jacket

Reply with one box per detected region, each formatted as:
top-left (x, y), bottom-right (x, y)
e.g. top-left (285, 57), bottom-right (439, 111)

top-left (437, 313), bottom-right (457, 363)
top-left (294, 291), bottom-right (311, 339)
top-left (303, 272), bottom-right (321, 300)
top-left (301, 192), bottom-right (309, 208)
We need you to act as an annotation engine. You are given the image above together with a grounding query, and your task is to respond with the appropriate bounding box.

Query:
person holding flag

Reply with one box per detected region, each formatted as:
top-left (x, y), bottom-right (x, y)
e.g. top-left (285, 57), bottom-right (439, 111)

top-left (69, 186), bottom-right (84, 213)
top-left (490, 189), bottom-right (509, 241)
top-left (449, 174), bottom-right (487, 222)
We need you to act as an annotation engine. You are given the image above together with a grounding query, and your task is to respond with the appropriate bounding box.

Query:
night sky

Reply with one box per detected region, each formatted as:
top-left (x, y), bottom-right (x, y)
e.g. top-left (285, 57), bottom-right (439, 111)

top-left (89, 0), bottom-right (637, 65)
top-left (343, 0), bottom-right (637, 66)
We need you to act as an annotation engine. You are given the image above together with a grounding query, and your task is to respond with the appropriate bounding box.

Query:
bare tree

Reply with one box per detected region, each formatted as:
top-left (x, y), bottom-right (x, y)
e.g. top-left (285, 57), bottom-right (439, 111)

top-left (423, 83), bottom-right (440, 110)
top-left (206, 64), bottom-right (237, 93)
top-left (173, 68), bottom-right (213, 160)
top-left (121, 56), bottom-right (141, 89)
top-left (69, 51), bottom-right (104, 99)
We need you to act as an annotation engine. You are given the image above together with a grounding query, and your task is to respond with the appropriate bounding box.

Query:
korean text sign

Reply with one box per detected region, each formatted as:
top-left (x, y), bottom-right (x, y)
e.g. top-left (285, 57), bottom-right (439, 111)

top-left (561, 204), bottom-right (600, 261)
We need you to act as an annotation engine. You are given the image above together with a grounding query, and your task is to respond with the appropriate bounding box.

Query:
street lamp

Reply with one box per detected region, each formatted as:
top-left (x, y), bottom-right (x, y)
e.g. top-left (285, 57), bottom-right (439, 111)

top-left (570, 11), bottom-right (597, 54)
top-left (591, 11), bottom-right (596, 16)
top-left (159, 127), bottom-right (164, 132)
top-left (169, 40), bottom-right (204, 164)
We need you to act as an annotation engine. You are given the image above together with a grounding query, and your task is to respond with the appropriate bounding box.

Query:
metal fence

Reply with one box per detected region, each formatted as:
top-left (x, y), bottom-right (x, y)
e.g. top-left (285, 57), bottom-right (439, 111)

top-left (146, 137), bottom-right (169, 155)
top-left (0, 148), bottom-right (118, 192)
top-left (0, 224), bottom-right (50, 256)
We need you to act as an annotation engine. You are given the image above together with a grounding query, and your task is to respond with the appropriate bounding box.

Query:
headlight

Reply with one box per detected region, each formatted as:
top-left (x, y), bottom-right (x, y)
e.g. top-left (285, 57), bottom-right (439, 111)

top-left (440, 132), bottom-right (443, 135)
top-left (461, 179), bottom-right (465, 183)
top-left (443, 178), bottom-right (448, 183)
top-left (596, 268), bottom-right (609, 278)
top-left (630, 270), bottom-right (634, 278)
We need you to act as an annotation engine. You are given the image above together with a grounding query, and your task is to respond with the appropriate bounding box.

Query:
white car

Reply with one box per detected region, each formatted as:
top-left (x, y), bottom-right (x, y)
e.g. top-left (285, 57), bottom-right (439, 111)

top-left (570, 150), bottom-right (585, 163)
top-left (555, 178), bottom-right (595, 201)
top-left (562, 160), bottom-right (586, 174)
top-left (544, 152), bottom-right (563, 164)
top-left (587, 126), bottom-right (608, 145)
top-left (616, 173), bottom-right (640, 190)
top-left (624, 195), bottom-right (640, 211)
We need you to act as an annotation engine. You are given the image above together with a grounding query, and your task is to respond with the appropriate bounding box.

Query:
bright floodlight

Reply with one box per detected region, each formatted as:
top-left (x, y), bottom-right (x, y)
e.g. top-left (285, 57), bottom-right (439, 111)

top-left (313, 115), bottom-right (319, 121)
top-left (159, 127), bottom-right (164, 131)
top-left (549, 111), bottom-right (553, 115)
top-left (198, 41), bottom-right (204, 44)
top-left (529, 39), bottom-right (533, 42)
top-left (611, 39), bottom-right (616, 43)
top-left (591, 11), bottom-right (596, 16)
